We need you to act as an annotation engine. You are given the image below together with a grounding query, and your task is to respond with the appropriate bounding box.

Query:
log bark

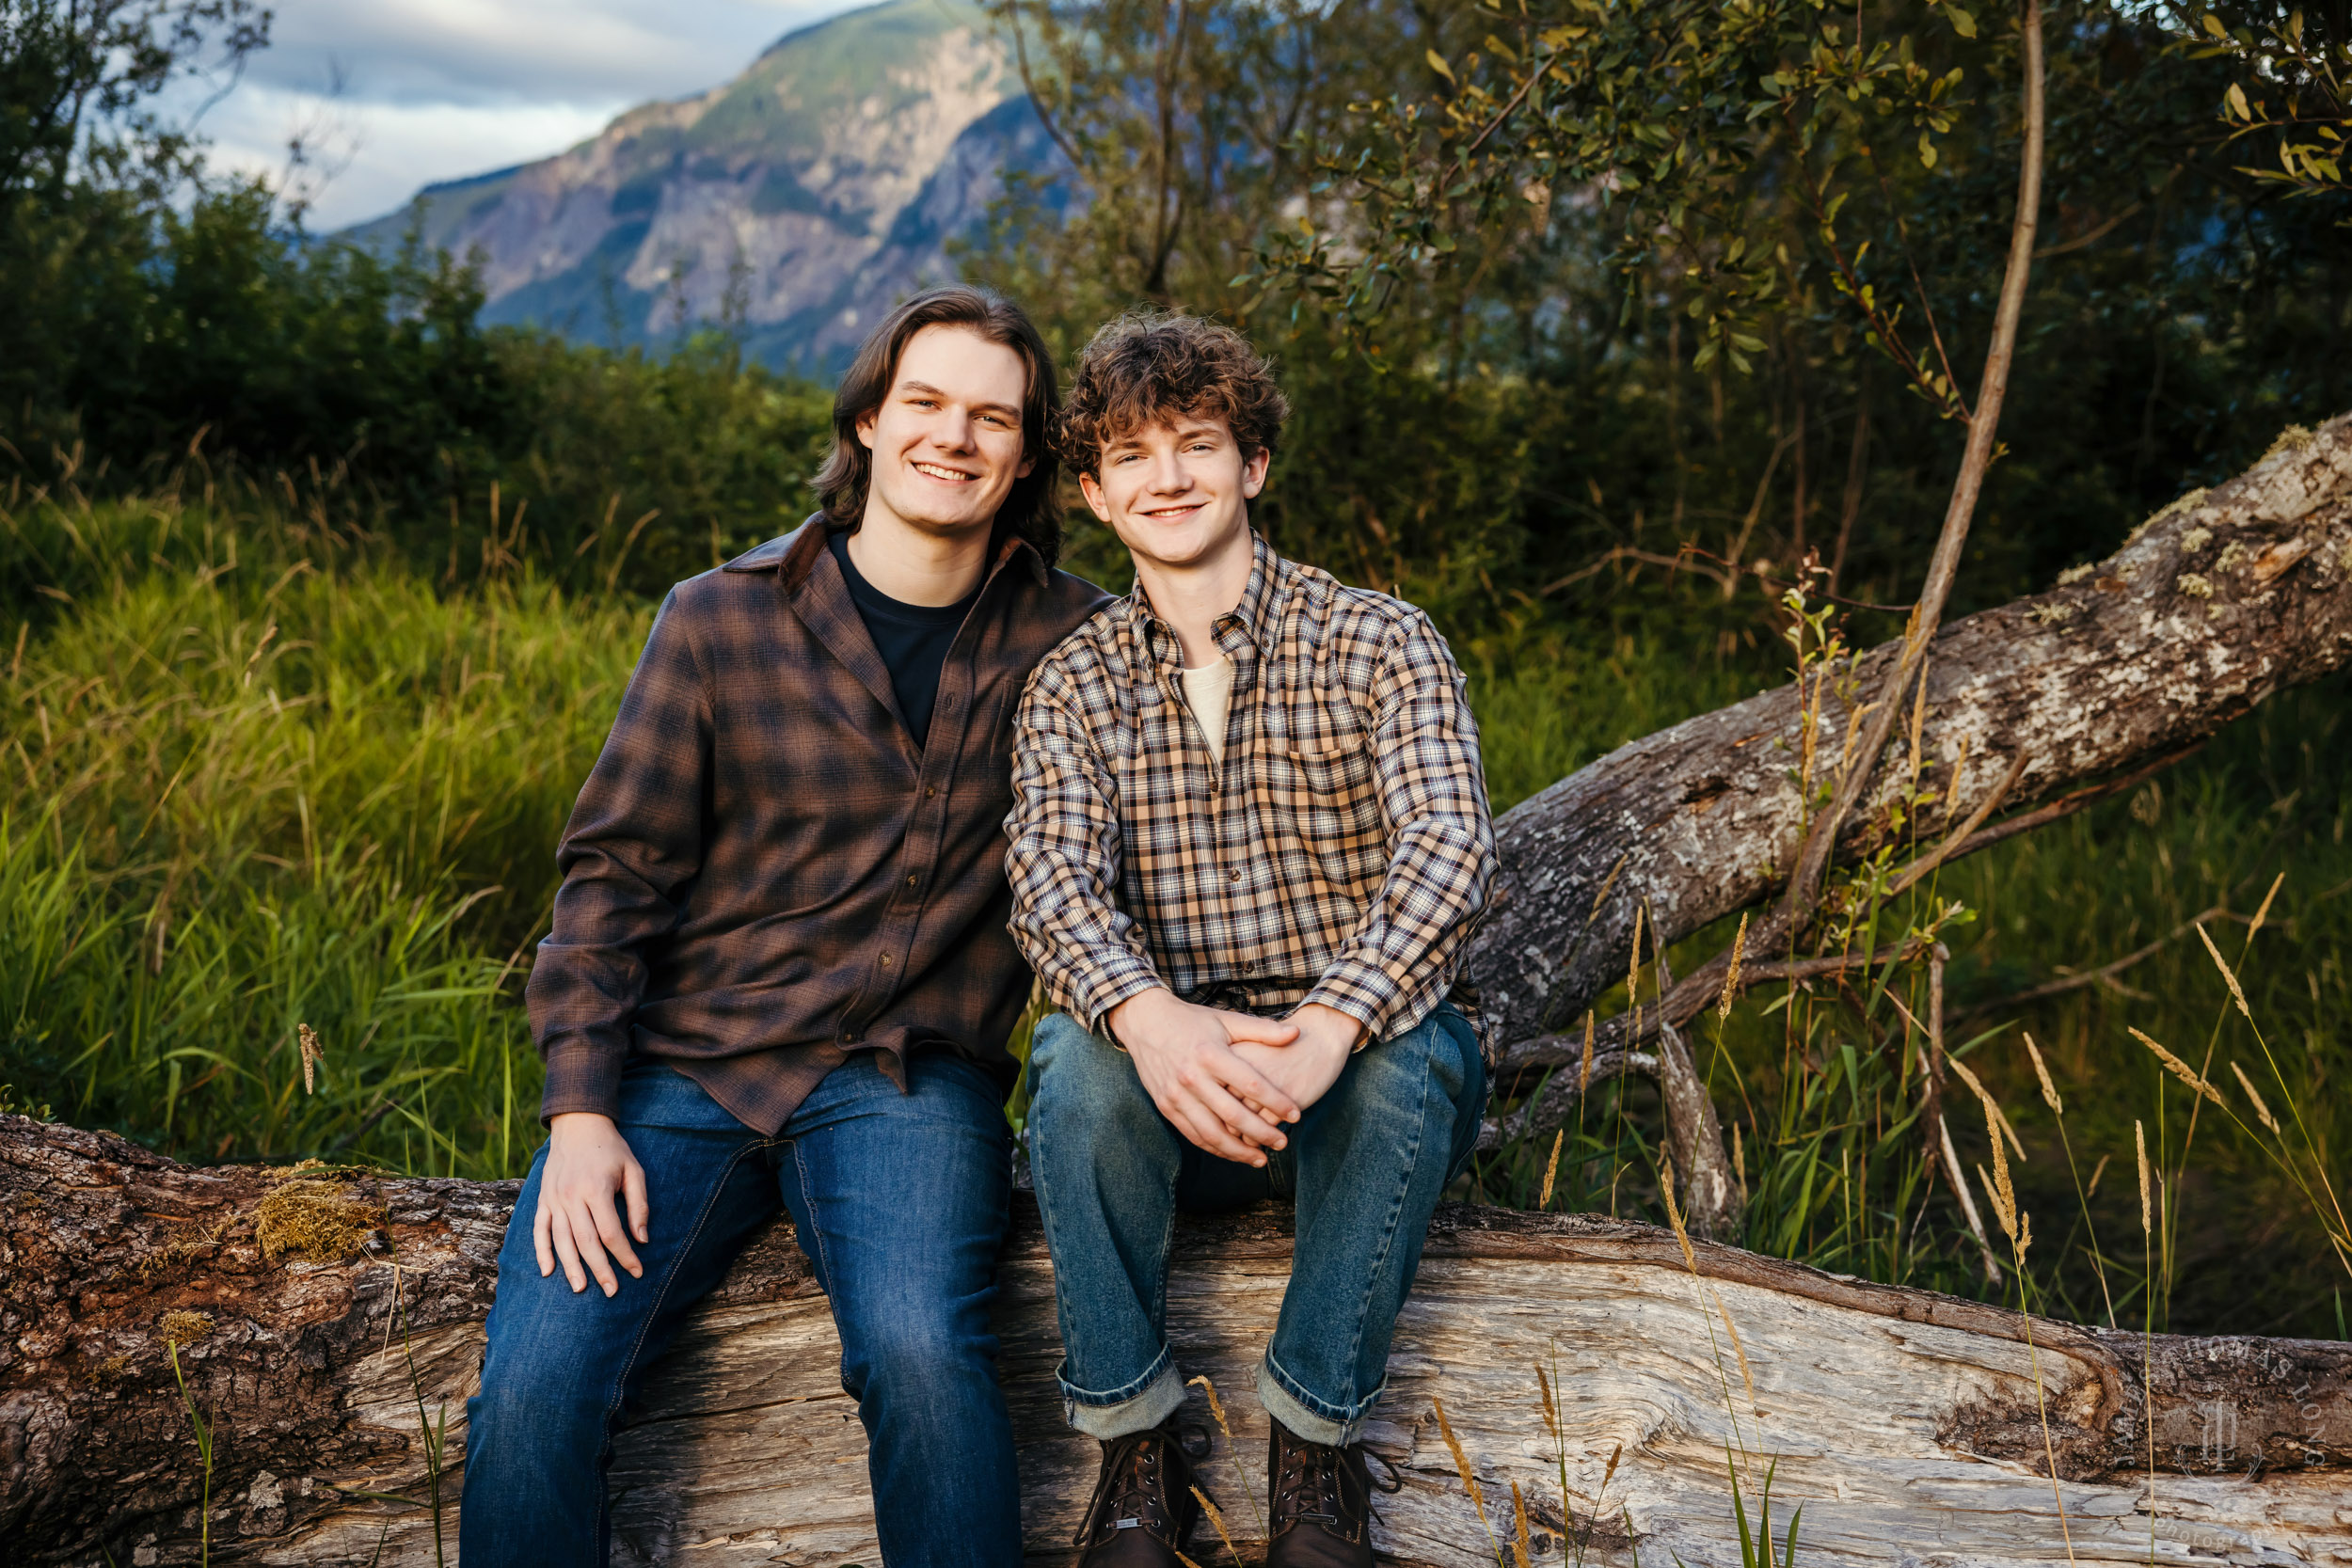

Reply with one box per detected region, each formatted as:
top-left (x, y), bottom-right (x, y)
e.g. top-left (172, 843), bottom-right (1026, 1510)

top-left (5, 1115), bottom-right (2348, 1566)
top-left (1469, 414), bottom-right (2352, 1069)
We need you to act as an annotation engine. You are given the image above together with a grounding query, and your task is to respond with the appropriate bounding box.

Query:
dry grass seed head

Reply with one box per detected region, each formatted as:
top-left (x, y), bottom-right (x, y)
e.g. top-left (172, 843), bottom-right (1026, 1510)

top-left (1946, 1057), bottom-right (2026, 1160)
top-left (1660, 1153), bottom-right (1699, 1273)
top-left (1579, 1010), bottom-right (1596, 1093)
top-left (1718, 911), bottom-right (1748, 1022)
top-left (1187, 1485), bottom-right (1238, 1565)
top-left (256, 1180), bottom-right (384, 1261)
top-left (1511, 1480), bottom-right (1535, 1567)
top-left (2127, 1026), bottom-right (2227, 1108)
top-left (2193, 923), bottom-right (2255, 1022)
top-left (2229, 1060), bottom-right (2280, 1134)
top-left (2024, 1033), bottom-right (2063, 1116)
top-left (1434, 1397), bottom-right (1488, 1515)
top-left (1539, 1129), bottom-right (1564, 1210)
top-left (1627, 905), bottom-right (1646, 1031)
top-left (2136, 1121), bottom-right (2153, 1235)
top-left (1711, 1285), bottom-right (1762, 1415)
top-left (1981, 1099), bottom-right (2023, 1250)
top-left (1536, 1361), bottom-right (1560, 1440)
top-left (1185, 1373), bottom-right (1235, 1444)
top-left (2249, 872), bottom-right (2284, 939)
top-left (297, 1022), bottom-right (324, 1096)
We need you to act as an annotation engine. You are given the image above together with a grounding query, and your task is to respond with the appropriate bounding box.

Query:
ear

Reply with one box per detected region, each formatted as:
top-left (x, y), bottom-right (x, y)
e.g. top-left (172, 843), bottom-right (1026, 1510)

top-left (854, 404), bottom-right (879, 451)
top-left (1241, 446), bottom-right (1271, 499)
top-left (1014, 445), bottom-right (1036, 480)
top-left (1077, 468), bottom-right (1113, 523)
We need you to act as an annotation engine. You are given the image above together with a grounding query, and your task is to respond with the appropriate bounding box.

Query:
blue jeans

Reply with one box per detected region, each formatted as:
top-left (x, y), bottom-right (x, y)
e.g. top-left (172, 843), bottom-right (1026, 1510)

top-left (459, 1052), bottom-right (1020, 1567)
top-left (1025, 1005), bottom-right (1486, 1447)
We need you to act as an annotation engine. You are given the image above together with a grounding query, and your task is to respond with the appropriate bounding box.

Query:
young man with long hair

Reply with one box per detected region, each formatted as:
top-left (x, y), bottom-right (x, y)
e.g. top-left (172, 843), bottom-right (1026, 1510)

top-left (461, 287), bottom-right (1108, 1566)
top-left (1007, 313), bottom-right (1496, 1566)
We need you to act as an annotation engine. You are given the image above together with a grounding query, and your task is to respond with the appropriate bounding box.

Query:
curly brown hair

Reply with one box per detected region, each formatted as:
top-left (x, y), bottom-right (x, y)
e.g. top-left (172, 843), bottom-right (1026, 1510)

top-left (1057, 311), bottom-right (1291, 477)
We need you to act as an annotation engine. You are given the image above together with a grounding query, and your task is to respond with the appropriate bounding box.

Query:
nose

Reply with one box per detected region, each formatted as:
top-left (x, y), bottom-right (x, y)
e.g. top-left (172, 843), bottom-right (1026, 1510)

top-left (933, 406), bottom-right (977, 452)
top-left (1145, 449), bottom-right (1189, 495)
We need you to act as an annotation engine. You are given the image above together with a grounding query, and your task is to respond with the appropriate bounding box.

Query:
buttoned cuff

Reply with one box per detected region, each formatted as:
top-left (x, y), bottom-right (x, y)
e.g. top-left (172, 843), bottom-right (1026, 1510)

top-left (1302, 958), bottom-right (1410, 1050)
top-left (1070, 958), bottom-right (1168, 1042)
top-left (538, 1039), bottom-right (626, 1124)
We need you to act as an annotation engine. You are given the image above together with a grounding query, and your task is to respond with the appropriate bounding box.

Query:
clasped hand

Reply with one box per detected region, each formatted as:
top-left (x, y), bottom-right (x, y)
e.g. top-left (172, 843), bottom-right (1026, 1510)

top-left (1105, 989), bottom-right (1362, 1165)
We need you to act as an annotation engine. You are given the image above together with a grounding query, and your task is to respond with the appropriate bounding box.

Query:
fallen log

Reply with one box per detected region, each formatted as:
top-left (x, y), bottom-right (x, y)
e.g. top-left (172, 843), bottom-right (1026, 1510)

top-left (1469, 415), bottom-right (2352, 1068)
top-left (5, 1116), bottom-right (2347, 1566)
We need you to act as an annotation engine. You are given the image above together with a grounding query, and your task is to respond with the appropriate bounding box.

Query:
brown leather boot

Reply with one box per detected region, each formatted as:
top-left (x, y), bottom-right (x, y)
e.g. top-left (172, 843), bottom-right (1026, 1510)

top-left (1264, 1418), bottom-right (1402, 1566)
top-left (1073, 1422), bottom-right (1203, 1566)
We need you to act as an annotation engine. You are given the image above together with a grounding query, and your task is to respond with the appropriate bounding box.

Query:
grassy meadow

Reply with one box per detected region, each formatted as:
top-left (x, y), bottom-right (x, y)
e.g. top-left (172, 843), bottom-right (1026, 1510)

top-left (4, 477), bottom-right (2345, 1340)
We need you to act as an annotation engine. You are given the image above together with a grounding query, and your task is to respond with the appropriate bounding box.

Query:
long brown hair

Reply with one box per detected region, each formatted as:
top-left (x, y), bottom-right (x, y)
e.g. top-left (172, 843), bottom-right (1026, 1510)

top-left (814, 286), bottom-right (1063, 565)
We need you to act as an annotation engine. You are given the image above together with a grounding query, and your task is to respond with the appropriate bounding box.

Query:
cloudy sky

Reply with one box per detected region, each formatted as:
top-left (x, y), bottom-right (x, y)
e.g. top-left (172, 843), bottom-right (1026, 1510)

top-left (191, 0), bottom-right (866, 230)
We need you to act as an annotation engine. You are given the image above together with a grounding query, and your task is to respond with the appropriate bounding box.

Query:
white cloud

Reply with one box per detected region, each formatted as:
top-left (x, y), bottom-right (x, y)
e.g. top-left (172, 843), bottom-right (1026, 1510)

top-left (199, 87), bottom-right (622, 230)
top-left (181, 0), bottom-right (866, 229)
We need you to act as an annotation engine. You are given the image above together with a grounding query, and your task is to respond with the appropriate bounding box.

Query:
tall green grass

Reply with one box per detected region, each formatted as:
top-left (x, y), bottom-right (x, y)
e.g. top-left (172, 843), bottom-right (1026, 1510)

top-left (2, 489), bottom-right (643, 1174)
top-left (4, 483), bottom-right (2345, 1334)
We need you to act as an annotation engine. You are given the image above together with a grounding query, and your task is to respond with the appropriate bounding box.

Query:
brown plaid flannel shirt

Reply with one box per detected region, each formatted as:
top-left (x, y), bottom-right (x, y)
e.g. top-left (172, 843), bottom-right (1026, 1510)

top-left (1005, 531), bottom-right (1496, 1053)
top-left (527, 515), bottom-right (1109, 1133)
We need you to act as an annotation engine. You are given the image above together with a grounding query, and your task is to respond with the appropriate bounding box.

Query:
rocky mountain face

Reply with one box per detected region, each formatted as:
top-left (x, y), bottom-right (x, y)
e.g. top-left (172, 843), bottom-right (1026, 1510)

top-left (345, 0), bottom-right (1056, 371)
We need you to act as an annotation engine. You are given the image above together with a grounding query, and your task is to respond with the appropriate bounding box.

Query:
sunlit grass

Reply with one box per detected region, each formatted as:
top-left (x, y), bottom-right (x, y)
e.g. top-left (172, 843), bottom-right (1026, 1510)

top-left (4, 484), bottom-right (2345, 1337)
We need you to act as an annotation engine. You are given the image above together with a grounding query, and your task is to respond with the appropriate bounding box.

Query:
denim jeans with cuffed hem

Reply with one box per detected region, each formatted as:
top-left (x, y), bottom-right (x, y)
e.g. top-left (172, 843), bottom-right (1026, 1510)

top-left (1025, 1004), bottom-right (1486, 1448)
top-left (457, 1052), bottom-right (1021, 1567)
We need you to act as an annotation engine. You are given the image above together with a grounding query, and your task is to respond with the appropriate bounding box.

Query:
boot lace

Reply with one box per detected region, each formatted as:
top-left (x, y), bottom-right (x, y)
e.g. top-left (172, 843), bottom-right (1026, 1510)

top-left (1076, 1427), bottom-right (1209, 1545)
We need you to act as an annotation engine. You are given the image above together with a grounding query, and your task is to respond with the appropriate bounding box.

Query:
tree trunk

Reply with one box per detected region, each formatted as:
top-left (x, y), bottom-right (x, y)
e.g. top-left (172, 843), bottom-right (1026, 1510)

top-left (3, 1116), bottom-right (2347, 1566)
top-left (1470, 414), bottom-right (2352, 1078)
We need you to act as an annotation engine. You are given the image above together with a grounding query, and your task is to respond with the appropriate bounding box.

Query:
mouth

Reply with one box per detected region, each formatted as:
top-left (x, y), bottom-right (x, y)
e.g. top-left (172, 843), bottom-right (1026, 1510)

top-left (1138, 501), bottom-right (1207, 521)
top-left (911, 460), bottom-right (978, 484)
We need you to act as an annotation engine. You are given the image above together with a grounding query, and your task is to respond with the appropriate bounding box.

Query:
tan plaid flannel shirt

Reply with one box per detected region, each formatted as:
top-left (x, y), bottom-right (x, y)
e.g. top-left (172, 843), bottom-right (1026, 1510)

top-left (1005, 531), bottom-right (1495, 1051)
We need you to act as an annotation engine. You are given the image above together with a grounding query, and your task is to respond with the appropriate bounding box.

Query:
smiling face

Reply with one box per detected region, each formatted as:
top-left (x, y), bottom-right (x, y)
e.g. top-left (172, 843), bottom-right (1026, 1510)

top-left (1078, 412), bottom-right (1269, 575)
top-left (855, 323), bottom-right (1036, 539)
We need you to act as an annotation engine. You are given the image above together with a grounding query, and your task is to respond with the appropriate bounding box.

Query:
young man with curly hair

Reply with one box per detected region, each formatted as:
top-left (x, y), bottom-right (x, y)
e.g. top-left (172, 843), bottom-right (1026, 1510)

top-left (461, 287), bottom-right (1108, 1567)
top-left (1006, 313), bottom-right (1496, 1566)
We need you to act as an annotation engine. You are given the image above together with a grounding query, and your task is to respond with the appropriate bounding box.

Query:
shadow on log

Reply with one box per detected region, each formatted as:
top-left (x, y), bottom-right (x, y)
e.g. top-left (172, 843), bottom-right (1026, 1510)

top-left (4, 1116), bottom-right (2347, 1565)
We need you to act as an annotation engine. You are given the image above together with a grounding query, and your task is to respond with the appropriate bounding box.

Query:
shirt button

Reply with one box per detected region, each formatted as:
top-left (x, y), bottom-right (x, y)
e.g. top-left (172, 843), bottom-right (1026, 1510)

top-left (845, 1032), bottom-right (859, 1044)
top-left (879, 953), bottom-right (891, 967)
top-left (926, 785), bottom-right (937, 798)
top-left (1229, 869), bottom-right (1242, 882)
top-left (906, 874), bottom-right (919, 888)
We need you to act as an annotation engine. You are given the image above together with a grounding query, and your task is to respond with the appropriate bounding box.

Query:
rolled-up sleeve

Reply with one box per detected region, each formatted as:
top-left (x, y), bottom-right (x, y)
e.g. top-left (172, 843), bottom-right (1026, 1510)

top-left (525, 591), bottom-right (711, 1120)
top-left (1302, 612), bottom-right (1496, 1043)
top-left (1004, 659), bottom-right (1163, 1033)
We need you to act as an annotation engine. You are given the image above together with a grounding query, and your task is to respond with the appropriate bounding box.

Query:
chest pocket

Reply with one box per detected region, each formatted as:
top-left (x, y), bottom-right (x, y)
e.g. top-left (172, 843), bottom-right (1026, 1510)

top-left (1271, 733), bottom-right (1386, 889)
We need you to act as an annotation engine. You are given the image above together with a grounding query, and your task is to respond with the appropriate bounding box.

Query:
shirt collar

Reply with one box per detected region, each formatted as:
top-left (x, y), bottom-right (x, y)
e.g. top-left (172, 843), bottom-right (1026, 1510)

top-left (1124, 530), bottom-right (1283, 665)
top-left (745, 513), bottom-right (1048, 593)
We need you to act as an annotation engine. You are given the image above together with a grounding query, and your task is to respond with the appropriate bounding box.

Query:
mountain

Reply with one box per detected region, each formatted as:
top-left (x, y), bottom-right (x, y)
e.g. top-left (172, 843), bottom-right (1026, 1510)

top-left (342, 0), bottom-right (1058, 371)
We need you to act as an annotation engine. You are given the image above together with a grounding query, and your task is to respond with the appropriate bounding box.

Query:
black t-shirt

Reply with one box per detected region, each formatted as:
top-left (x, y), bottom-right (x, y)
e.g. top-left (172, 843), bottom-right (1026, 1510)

top-left (829, 529), bottom-right (981, 749)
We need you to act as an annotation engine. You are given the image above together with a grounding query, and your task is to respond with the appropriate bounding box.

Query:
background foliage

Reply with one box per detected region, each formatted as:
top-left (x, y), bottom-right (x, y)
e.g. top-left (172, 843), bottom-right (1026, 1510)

top-left (2, 0), bottom-right (2346, 1338)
